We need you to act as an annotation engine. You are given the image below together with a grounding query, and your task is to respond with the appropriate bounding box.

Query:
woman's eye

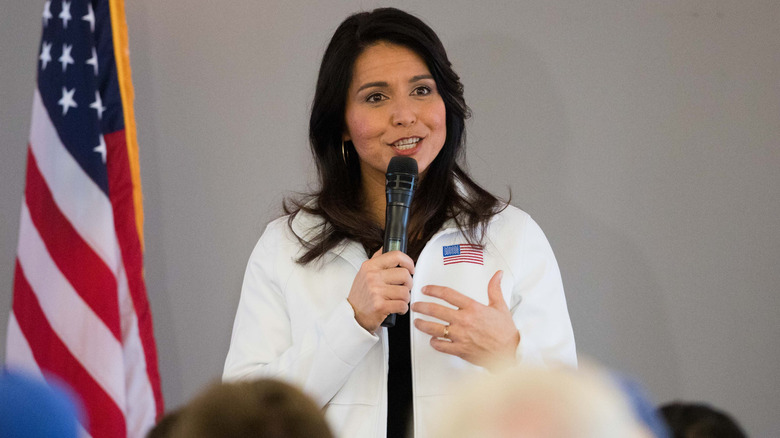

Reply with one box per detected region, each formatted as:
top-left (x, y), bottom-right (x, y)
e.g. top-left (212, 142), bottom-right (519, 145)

top-left (366, 93), bottom-right (386, 103)
top-left (412, 86), bottom-right (432, 96)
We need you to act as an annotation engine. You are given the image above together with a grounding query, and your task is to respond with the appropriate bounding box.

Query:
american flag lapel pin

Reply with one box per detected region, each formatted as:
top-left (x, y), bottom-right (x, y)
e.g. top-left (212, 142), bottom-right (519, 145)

top-left (442, 244), bottom-right (484, 265)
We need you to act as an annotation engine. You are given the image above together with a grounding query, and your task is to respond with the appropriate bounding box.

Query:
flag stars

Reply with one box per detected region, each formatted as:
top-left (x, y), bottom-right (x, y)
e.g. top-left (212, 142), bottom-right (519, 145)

top-left (59, 44), bottom-right (75, 72)
top-left (90, 91), bottom-right (106, 120)
top-left (40, 42), bottom-right (53, 70)
top-left (59, 1), bottom-right (72, 29)
top-left (83, 3), bottom-right (95, 33)
top-left (58, 87), bottom-right (78, 115)
top-left (42, 0), bottom-right (53, 27)
top-left (94, 135), bottom-right (107, 164)
top-left (86, 47), bottom-right (99, 76)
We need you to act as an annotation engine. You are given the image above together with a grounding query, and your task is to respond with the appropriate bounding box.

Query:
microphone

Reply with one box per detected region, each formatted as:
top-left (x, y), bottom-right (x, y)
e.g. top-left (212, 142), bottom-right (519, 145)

top-left (381, 156), bottom-right (418, 328)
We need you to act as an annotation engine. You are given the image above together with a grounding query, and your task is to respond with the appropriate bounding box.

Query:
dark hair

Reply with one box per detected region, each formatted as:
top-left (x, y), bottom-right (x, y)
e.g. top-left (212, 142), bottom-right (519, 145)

top-left (286, 7), bottom-right (503, 263)
top-left (659, 402), bottom-right (747, 438)
top-left (168, 379), bottom-right (333, 438)
top-left (145, 408), bottom-right (181, 438)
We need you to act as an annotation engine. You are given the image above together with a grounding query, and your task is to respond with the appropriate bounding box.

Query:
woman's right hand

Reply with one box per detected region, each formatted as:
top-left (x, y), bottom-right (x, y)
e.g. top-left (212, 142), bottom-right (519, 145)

top-left (347, 249), bottom-right (415, 333)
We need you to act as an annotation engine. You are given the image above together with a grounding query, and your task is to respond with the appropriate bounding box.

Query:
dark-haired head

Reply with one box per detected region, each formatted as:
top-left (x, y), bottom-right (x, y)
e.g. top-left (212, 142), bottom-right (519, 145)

top-left (309, 7), bottom-right (469, 193)
top-left (659, 402), bottom-right (746, 438)
top-left (290, 8), bottom-right (501, 263)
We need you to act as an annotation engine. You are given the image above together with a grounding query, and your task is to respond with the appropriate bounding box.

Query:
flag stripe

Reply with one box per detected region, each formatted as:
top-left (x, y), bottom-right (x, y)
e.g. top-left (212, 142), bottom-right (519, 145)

top-left (105, 129), bottom-right (165, 418)
top-left (13, 261), bottom-right (128, 438)
top-left (6, 317), bottom-right (97, 438)
top-left (24, 146), bottom-right (121, 340)
top-left (17, 202), bottom-right (126, 408)
top-left (29, 90), bottom-right (119, 270)
top-left (120, 310), bottom-right (159, 436)
top-left (444, 258), bottom-right (484, 265)
top-left (5, 314), bottom-right (40, 376)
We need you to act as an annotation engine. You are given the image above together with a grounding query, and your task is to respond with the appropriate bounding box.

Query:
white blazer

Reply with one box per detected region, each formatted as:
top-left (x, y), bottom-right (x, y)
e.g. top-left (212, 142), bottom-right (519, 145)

top-left (223, 204), bottom-right (576, 438)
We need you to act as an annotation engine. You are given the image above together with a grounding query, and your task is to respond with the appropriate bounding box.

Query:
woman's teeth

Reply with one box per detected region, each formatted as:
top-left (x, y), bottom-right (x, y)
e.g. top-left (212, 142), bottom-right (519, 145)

top-left (393, 138), bottom-right (420, 150)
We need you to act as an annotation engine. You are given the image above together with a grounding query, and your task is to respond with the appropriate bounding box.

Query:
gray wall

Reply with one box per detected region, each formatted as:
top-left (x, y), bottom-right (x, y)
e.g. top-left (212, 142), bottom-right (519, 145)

top-left (2, 1), bottom-right (778, 435)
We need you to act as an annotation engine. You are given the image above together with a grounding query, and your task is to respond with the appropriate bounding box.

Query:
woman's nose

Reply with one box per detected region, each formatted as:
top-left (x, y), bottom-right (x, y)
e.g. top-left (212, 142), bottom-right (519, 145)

top-left (391, 99), bottom-right (417, 127)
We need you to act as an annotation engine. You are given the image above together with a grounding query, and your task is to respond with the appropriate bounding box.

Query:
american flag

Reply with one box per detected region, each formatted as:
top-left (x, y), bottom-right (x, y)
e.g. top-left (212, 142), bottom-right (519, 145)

top-left (442, 243), bottom-right (484, 266)
top-left (5, 0), bottom-right (164, 437)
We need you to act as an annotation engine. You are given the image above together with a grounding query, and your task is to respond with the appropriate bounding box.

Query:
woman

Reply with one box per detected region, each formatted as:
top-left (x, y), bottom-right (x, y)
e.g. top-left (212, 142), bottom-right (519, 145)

top-left (223, 7), bottom-right (576, 438)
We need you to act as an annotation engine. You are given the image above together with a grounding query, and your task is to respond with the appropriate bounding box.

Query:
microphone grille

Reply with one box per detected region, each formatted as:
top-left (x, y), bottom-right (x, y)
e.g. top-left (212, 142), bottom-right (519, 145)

top-left (386, 156), bottom-right (418, 176)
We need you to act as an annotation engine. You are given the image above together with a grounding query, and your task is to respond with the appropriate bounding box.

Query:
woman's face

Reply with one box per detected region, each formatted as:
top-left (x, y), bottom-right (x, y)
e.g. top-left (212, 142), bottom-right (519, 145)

top-left (344, 42), bottom-right (446, 189)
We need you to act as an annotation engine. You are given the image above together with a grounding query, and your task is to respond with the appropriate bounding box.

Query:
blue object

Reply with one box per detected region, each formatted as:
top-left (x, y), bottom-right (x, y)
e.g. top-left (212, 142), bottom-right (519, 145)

top-left (610, 371), bottom-right (671, 438)
top-left (0, 369), bottom-right (82, 438)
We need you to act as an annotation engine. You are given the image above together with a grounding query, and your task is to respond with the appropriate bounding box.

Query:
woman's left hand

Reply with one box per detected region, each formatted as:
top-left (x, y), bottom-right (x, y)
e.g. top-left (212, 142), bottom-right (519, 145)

top-left (411, 270), bottom-right (520, 372)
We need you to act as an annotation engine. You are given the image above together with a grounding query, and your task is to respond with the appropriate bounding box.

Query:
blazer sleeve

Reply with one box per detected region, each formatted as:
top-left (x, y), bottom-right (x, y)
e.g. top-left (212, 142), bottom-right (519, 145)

top-left (222, 220), bottom-right (379, 407)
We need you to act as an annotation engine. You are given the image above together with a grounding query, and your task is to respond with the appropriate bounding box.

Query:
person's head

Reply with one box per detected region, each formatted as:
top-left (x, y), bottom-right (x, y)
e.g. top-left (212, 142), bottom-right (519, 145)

top-left (310, 7), bottom-right (469, 196)
top-left (429, 365), bottom-right (652, 438)
top-left (659, 402), bottom-right (746, 438)
top-left (145, 408), bottom-right (181, 438)
top-left (168, 379), bottom-right (333, 438)
top-left (291, 7), bottom-right (500, 263)
top-left (0, 370), bottom-right (82, 438)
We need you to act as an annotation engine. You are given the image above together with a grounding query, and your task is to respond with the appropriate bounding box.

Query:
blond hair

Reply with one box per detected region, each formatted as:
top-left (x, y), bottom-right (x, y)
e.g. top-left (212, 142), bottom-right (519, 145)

top-left (430, 364), bottom-right (650, 438)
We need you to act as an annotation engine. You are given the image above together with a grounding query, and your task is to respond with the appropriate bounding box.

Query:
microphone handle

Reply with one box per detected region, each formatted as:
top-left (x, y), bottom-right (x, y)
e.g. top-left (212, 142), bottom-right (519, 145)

top-left (380, 239), bottom-right (401, 328)
top-left (380, 203), bottom-right (410, 328)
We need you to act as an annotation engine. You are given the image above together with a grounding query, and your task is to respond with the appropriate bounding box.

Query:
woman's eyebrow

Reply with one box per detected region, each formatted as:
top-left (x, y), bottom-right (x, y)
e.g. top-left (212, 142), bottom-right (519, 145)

top-left (409, 74), bottom-right (433, 82)
top-left (356, 81), bottom-right (388, 93)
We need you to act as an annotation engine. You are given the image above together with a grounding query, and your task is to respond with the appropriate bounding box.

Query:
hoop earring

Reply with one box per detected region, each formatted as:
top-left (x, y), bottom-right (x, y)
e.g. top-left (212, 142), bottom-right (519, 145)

top-left (341, 141), bottom-right (349, 165)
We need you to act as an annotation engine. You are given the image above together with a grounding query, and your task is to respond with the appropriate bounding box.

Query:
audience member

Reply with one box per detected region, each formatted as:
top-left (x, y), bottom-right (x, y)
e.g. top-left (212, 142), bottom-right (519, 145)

top-left (429, 364), bottom-right (652, 438)
top-left (157, 378), bottom-right (333, 438)
top-left (145, 407), bottom-right (181, 438)
top-left (0, 369), bottom-right (82, 438)
top-left (660, 401), bottom-right (747, 438)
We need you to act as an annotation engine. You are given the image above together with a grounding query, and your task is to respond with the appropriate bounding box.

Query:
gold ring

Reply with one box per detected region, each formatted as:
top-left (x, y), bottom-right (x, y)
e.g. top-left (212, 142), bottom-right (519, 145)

top-left (443, 325), bottom-right (450, 339)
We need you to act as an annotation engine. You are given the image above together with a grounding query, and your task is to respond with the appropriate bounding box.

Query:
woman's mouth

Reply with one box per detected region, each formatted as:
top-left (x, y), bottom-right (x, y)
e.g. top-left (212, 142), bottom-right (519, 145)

top-left (392, 137), bottom-right (421, 151)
